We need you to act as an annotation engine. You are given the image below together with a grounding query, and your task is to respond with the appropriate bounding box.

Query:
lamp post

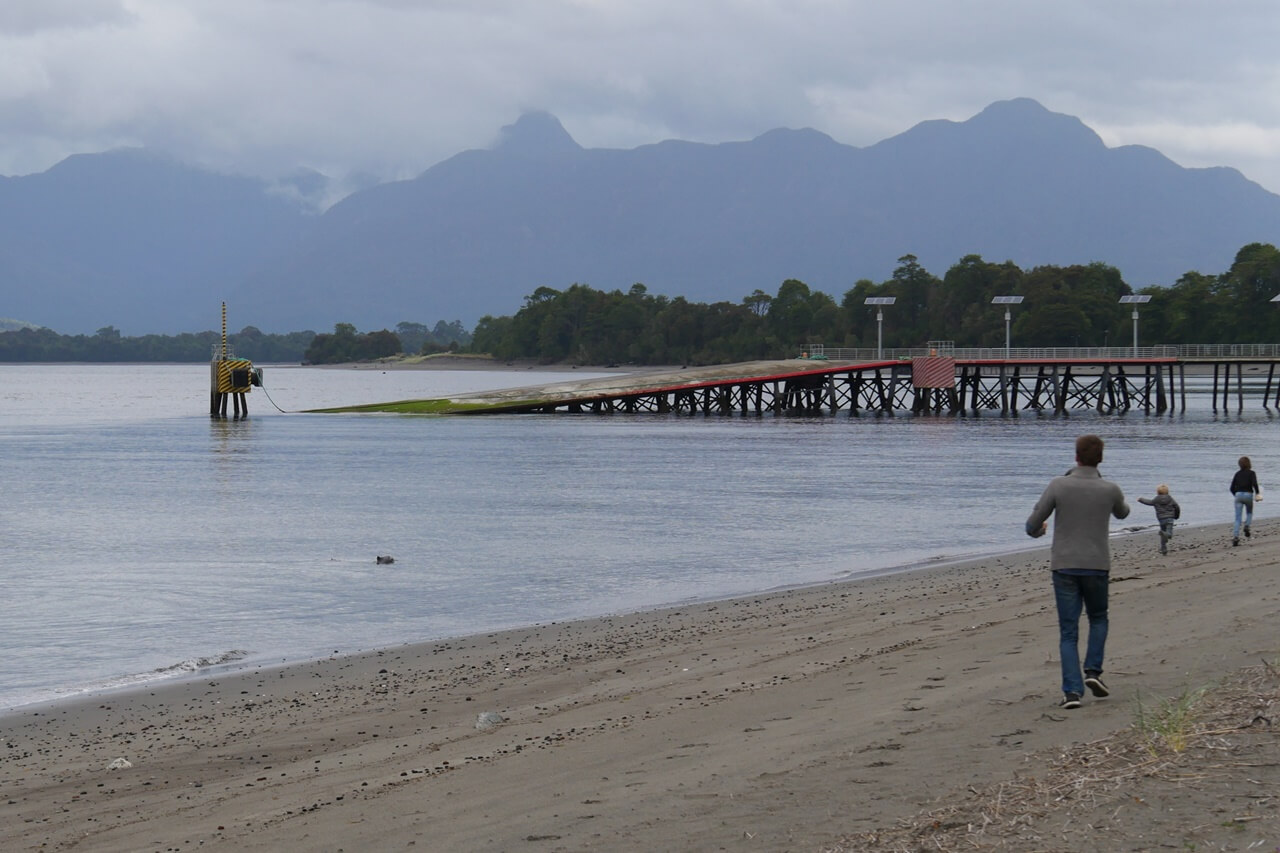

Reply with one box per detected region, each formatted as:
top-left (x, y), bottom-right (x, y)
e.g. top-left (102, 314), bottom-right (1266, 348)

top-left (1119, 294), bottom-right (1151, 357)
top-left (991, 296), bottom-right (1024, 359)
top-left (864, 297), bottom-right (896, 360)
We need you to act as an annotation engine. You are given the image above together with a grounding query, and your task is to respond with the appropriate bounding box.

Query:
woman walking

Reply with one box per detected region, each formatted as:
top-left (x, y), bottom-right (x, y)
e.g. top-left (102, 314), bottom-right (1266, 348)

top-left (1230, 456), bottom-right (1262, 546)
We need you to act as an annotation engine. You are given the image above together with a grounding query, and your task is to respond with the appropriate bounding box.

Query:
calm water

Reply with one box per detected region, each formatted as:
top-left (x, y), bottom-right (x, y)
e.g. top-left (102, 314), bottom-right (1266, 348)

top-left (1, 363), bottom-right (1274, 710)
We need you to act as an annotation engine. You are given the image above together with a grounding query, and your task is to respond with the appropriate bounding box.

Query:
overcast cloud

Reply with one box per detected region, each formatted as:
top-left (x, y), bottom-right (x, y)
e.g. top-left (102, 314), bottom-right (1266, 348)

top-left (3, 1), bottom-right (1279, 200)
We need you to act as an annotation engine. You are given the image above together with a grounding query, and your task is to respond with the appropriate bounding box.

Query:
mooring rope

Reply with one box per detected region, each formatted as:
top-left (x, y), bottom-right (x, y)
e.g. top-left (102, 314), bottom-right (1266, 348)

top-left (257, 383), bottom-right (291, 413)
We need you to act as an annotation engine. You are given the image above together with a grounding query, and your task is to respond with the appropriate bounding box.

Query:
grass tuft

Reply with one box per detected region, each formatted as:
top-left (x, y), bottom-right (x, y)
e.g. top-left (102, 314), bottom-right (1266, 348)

top-left (1132, 684), bottom-right (1209, 755)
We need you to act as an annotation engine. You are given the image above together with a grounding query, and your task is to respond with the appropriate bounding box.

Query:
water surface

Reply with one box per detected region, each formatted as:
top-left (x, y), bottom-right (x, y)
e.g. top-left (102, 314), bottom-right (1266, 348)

top-left (1, 363), bottom-right (1273, 709)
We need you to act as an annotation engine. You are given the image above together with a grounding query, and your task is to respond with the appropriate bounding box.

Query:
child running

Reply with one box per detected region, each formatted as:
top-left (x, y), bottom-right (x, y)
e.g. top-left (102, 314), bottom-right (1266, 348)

top-left (1230, 456), bottom-right (1263, 546)
top-left (1138, 484), bottom-right (1181, 555)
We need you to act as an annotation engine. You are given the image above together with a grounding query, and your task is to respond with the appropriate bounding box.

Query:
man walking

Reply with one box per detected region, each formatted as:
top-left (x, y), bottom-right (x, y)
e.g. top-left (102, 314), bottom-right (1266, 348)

top-left (1025, 434), bottom-right (1130, 709)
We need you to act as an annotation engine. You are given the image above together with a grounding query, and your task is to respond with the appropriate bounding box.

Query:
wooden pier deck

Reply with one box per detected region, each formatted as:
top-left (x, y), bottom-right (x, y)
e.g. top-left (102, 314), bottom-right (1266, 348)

top-left (314, 351), bottom-right (1280, 416)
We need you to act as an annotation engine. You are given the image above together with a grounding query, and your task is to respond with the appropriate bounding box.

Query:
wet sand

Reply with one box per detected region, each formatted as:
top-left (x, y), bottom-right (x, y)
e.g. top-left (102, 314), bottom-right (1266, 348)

top-left (3, 521), bottom-right (1277, 851)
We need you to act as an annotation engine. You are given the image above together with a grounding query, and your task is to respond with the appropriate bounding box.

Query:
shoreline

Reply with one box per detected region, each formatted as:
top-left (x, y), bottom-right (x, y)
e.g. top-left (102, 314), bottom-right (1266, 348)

top-left (3, 525), bottom-right (1146, 716)
top-left (4, 520), bottom-right (1277, 850)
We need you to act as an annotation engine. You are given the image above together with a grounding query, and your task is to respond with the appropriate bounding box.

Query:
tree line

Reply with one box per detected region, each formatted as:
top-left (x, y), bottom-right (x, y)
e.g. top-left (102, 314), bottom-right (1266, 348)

top-left (0, 325), bottom-right (317, 363)
top-left (302, 320), bottom-right (470, 364)
top-left (4, 242), bottom-right (1279, 365)
top-left (470, 242), bottom-right (1280, 364)
top-left (0, 320), bottom-right (470, 363)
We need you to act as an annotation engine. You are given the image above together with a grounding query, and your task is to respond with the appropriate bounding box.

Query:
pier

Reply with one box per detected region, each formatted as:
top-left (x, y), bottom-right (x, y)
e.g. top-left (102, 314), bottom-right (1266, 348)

top-left (325, 344), bottom-right (1280, 416)
top-left (461, 355), bottom-right (1190, 416)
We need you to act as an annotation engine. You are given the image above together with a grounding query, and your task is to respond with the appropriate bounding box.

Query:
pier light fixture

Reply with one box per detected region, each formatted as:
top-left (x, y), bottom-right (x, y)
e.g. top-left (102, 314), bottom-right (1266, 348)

top-left (864, 297), bottom-right (896, 359)
top-left (991, 296), bottom-right (1024, 360)
top-left (1119, 294), bottom-right (1152, 357)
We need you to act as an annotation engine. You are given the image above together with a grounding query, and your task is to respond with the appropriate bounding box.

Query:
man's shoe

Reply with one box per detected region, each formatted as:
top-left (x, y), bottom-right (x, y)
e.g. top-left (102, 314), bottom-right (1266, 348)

top-left (1233, 537), bottom-right (1240, 546)
top-left (1084, 674), bottom-right (1109, 697)
top-left (1244, 524), bottom-right (1251, 538)
top-left (1060, 692), bottom-right (1082, 709)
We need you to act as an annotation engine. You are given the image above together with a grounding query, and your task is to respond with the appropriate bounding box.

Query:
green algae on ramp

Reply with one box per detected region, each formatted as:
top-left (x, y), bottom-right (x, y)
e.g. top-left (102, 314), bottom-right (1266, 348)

top-left (306, 397), bottom-right (542, 414)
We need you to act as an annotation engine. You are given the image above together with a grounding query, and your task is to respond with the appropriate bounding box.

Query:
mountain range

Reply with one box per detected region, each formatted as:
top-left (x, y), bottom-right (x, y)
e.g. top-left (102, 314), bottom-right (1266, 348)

top-left (4, 97), bottom-right (1280, 335)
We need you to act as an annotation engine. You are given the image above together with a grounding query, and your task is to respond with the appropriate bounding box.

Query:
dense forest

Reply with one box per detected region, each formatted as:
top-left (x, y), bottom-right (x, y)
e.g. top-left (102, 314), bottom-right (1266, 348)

top-left (471, 243), bottom-right (1280, 365)
top-left (3, 242), bottom-right (1279, 365)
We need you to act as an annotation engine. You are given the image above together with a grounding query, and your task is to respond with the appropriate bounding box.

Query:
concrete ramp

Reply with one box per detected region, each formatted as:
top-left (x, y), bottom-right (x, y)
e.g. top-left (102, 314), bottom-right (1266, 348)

top-left (307, 359), bottom-right (871, 414)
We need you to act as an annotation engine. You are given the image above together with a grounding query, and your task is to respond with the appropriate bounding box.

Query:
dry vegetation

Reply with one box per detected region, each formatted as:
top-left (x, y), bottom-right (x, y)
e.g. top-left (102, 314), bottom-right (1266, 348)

top-left (832, 661), bottom-right (1279, 852)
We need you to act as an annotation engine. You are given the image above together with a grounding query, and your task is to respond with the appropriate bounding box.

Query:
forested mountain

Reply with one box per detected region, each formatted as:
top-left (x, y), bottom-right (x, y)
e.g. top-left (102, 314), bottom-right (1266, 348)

top-left (232, 99), bottom-right (1280, 334)
top-left (0, 149), bottom-right (311, 334)
top-left (4, 99), bottom-right (1280, 336)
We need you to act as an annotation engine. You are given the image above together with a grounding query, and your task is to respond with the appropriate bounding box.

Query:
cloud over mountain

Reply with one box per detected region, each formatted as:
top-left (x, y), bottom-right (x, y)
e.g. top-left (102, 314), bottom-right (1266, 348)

top-left (4, 100), bottom-right (1279, 335)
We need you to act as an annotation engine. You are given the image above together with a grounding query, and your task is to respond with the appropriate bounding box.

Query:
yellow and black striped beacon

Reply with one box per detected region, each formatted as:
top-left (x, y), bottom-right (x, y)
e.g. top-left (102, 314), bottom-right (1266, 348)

top-left (209, 302), bottom-right (261, 418)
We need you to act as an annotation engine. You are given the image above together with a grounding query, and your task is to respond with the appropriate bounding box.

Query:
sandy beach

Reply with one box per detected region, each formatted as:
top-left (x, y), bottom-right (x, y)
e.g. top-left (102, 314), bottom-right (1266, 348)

top-left (3, 521), bottom-right (1277, 852)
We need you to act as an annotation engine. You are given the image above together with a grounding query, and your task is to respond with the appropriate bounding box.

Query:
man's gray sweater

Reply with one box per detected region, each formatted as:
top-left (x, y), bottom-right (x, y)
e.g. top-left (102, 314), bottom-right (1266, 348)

top-left (1025, 465), bottom-right (1130, 572)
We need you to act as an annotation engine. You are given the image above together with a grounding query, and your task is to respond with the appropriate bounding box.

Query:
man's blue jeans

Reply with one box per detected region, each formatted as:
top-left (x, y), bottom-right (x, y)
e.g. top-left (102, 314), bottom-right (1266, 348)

top-left (1233, 492), bottom-right (1254, 538)
top-left (1052, 570), bottom-right (1108, 696)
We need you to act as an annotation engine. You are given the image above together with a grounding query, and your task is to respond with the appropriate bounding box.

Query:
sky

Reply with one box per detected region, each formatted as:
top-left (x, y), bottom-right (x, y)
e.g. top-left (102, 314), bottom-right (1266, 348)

top-left (3, 1), bottom-right (1280, 203)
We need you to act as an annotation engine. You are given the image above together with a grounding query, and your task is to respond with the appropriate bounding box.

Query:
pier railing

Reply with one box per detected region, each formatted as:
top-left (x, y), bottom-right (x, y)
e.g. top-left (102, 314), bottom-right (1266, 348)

top-left (1170, 344), bottom-right (1280, 359)
top-left (805, 344), bottom-right (1280, 361)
